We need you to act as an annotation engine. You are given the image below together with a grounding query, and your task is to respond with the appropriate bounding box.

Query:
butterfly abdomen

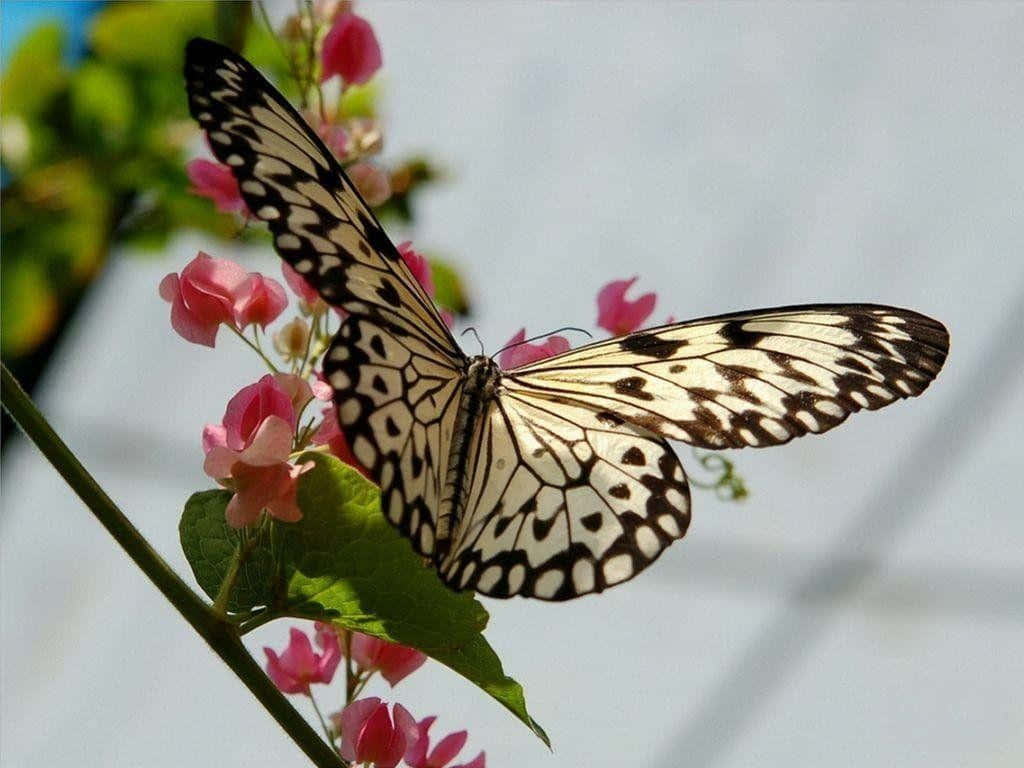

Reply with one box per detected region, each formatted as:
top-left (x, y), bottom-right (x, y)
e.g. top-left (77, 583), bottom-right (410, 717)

top-left (436, 356), bottom-right (501, 566)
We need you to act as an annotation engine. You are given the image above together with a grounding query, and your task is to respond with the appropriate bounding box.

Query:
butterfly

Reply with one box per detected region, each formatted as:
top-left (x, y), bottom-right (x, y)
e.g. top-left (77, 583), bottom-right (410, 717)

top-left (184, 38), bottom-right (949, 601)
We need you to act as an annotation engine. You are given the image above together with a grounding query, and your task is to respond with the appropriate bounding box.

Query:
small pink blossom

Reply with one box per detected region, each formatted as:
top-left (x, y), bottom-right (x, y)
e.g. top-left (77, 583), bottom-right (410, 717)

top-left (313, 405), bottom-right (372, 480)
top-left (321, 12), bottom-right (382, 86)
top-left (186, 158), bottom-right (247, 214)
top-left (263, 627), bottom-right (341, 695)
top-left (597, 276), bottom-right (657, 336)
top-left (348, 161), bottom-right (392, 206)
top-left (203, 415), bottom-right (311, 527)
top-left (281, 262), bottom-right (321, 305)
top-left (351, 634), bottom-right (427, 686)
top-left (398, 241), bottom-right (435, 297)
top-left (159, 251), bottom-right (249, 347)
top-left (497, 328), bottom-right (570, 370)
top-left (206, 374), bottom-right (296, 453)
top-left (334, 698), bottom-right (418, 768)
top-left (235, 273), bottom-right (288, 329)
top-left (405, 716), bottom-right (484, 768)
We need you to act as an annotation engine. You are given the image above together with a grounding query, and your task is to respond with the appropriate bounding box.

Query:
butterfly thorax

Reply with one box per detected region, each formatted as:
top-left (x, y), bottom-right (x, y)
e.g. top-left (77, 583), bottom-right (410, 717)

top-left (436, 355), bottom-right (502, 567)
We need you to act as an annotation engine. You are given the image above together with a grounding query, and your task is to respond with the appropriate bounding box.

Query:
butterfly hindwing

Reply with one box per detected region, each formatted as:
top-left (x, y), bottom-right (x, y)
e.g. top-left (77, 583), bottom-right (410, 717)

top-left (439, 389), bottom-right (691, 600)
top-left (324, 315), bottom-right (465, 558)
top-left (183, 38), bottom-right (455, 353)
top-left (506, 304), bottom-right (948, 449)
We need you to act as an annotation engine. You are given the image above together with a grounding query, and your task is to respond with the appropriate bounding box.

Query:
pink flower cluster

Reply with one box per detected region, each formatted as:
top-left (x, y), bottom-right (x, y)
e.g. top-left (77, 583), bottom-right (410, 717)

top-left (202, 373), bottom-right (330, 527)
top-left (263, 624), bottom-right (484, 767)
top-left (159, 252), bottom-right (287, 347)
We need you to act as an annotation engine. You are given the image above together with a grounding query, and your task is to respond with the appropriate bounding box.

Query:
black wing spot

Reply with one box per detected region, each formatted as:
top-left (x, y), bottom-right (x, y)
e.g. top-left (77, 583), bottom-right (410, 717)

top-left (376, 278), bottom-right (402, 308)
top-left (580, 512), bottom-right (603, 532)
top-left (411, 453), bottom-right (423, 478)
top-left (621, 446), bottom-right (646, 466)
top-left (608, 483), bottom-right (630, 500)
top-left (371, 374), bottom-right (388, 394)
top-left (719, 321), bottom-right (765, 347)
top-left (370, 335), bottom-right (386, 358)
top-left (596, 410), bottom-right (626, 426)
top-left (614, 376), bottom-right (655, 401)
top-left (385, 416), bottom-right (401, 437)
top-left (494, 516), bottom-right (514, 538)
top-left (619, 332), bottom-right (686, 359)
top-left (532, 516), bottom-right (556, 540)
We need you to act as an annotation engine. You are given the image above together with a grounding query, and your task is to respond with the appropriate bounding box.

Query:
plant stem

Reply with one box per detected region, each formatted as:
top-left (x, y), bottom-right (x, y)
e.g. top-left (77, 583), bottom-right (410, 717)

top-left (228, 324), bottom-right (279, 372)
top-left (1, 364), bottom-right (343, 768)
top-left (309, 693), bottom-right (334, 746)
top-left (213, 540), bottom-right (248, 616)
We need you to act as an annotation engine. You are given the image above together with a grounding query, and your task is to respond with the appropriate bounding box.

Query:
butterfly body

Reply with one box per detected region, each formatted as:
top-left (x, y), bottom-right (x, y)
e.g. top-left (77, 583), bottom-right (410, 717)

top-left (438, 354), bottom-right (502, 565)
top-left (185, 38), bottom-right (949, 601)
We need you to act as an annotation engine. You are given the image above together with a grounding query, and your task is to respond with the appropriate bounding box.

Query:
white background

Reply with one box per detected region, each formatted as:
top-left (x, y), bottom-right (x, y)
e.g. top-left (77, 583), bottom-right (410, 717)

top-left (3, 3), bottom-right (1023, 767)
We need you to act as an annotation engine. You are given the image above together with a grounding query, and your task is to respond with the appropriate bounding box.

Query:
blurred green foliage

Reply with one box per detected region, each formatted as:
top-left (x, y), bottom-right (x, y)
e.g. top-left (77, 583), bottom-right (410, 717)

top-left (0, 2), bottom-right (235, 363)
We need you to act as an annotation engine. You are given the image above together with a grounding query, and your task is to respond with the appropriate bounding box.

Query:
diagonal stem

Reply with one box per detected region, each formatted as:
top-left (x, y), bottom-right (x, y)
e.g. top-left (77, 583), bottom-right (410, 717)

top-left (0, 364), bottom-right (343, 768)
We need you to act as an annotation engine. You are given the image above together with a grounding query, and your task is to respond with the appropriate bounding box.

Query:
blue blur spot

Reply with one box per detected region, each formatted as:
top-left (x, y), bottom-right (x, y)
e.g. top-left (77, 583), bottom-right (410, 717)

top-left (1, 1), bottom-right (103, 67)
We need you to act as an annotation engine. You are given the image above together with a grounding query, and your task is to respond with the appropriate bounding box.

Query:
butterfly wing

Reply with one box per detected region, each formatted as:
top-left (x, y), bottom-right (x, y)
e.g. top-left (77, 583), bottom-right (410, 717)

top-left (438, 389), bottom-right (690, 600)
top-left (324, 315), bottom-right (465, 558)
top-left (505, 304), bottom-right (949, 449)
top-left (183, 38), bottom-right (454, 351)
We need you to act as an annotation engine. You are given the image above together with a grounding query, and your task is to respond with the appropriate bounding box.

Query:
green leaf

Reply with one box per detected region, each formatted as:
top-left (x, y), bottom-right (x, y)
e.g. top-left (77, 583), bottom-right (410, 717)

top-left (69, 63), bottom-right (135, 151)
top-left (339, 81), bottom-right (378, 118)
top-left (0, 260), bottom-right (58, 356)
top-left (90, 1), bottom-right (215, 69)
top-left (430, 258), bottom-right (471, 315)
top-left (0, 23), bottom-right (66, 119)
top-left (179, 490), bottom-right (277, 613)
top-left (282, 453), bottom-right (549, 746)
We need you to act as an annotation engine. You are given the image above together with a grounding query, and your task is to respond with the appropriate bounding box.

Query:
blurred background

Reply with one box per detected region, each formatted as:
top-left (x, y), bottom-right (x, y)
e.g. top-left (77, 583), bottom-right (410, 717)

top-left (2, 2), bottom-right (1022, 766)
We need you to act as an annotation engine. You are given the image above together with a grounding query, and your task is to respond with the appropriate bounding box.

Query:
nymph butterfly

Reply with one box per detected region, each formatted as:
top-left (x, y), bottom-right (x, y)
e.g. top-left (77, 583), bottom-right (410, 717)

top-left (184, 38), bottom-right (948, 600)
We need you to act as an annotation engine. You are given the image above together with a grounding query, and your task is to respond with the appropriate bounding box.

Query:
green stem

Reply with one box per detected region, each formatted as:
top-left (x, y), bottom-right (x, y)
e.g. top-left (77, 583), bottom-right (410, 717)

top-left (309, 693), bottom-right (335, 747)
top-left (0, 364), bottom-right (343, 768)
top-left (213, 540), bottom-right (248, 616)
top-left (228, 324), bottom-right (279, 373)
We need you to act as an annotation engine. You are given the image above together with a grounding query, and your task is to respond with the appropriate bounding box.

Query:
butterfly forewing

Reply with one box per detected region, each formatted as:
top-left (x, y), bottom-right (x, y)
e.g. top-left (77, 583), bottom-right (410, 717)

top-left (506, 305), bottom-right (949, 449)
top-left (324, 315), bottom-right (465, 558)
top-left (183, 38), bottom-right (454, 352)
top-left (439, 389), bottom-right (691, 600)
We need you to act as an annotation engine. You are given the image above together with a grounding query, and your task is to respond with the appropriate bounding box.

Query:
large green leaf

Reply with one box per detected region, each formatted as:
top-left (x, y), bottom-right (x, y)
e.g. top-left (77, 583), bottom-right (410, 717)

top-left (179, 490), bottom-right (277, 613)
top-left (284, 453), bottom-right (549, 746)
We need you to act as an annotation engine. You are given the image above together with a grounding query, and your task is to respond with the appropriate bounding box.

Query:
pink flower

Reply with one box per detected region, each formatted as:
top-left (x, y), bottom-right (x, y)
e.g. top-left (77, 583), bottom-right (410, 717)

top-left (497, 328), bottom-right (570, 370)
top-left (351, 634), bottom-right (427, 686)
top-left (321, 12), bottom-right (382, 86)
top-left (235, 273), bottom-right (287, 329)
top-left (281, 262), bottom-right (321, 305)
top-left (398, 241), bottom-right (435, 297)
top-left (405, 716), bottom-right (485, 768)
top-left (348, 160), bottom-right (391, 206)
top-left (263, 627), bottom-right (341, 695)
top-left (203, 415), bottom-right (311, 527)
top-left (334, 698), bottom-right (418, 768)
top-left (159, 251), bottom-right (250, 347)
top-left (597, 276), bottom-right (657, 336)
top-left (313, 405), bottom-right (373, 480)
top-left (186, 158), bottom-right (247, 214)
top-left (204, 374), bottom-right (295, 453)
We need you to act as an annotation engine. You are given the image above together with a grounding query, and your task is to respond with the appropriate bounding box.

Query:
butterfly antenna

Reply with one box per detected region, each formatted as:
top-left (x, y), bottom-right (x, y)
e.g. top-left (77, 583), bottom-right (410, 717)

top-left (493, 326), bottom-right (592, 357)
top-left (461, 326), bottom-right (485, 355)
